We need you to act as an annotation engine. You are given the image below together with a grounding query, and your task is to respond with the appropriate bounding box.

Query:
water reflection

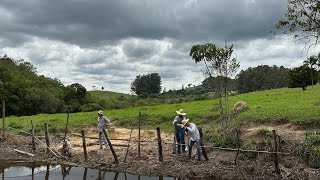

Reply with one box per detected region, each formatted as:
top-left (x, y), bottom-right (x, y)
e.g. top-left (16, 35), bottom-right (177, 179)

top-left (0, 165), bottom-right (202, 180)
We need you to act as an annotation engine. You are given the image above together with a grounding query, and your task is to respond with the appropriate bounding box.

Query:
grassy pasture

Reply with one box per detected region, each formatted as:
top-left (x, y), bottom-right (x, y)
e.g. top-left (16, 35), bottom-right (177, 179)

top-left (5, 85), bottom-right (320, 135)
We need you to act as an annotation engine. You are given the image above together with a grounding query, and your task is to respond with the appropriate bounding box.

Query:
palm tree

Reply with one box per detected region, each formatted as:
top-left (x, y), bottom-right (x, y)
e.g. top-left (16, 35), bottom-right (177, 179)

top-left (303, 55), bottom-right (319, 87)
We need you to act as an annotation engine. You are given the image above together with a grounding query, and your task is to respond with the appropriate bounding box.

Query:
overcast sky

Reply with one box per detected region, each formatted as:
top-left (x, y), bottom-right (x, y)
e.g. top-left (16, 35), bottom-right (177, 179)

top-left (1, 0), bottom-right (319, 94)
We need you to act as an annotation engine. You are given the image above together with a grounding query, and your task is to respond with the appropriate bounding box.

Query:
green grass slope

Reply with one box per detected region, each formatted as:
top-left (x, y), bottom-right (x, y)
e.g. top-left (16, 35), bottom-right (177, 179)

top-left (5, 85), bottom-right (320, 134)
top-left (88, 90), bottom-right (132, 100)
top-left (232, 85), bottom-right (320, 124)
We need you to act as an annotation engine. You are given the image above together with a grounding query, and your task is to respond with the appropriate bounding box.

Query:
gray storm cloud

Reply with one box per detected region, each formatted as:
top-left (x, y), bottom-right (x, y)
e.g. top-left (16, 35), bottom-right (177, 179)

top-left (0, 0), bottom-right (319, 93)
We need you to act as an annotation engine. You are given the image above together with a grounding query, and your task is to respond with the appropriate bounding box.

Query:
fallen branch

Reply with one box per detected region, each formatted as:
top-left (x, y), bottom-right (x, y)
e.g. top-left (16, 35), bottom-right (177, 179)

top-left (13, 149), bottom-right (34, 157)
top-left (76, 143), bottom-right (129, 147)
top-left (33, 135), bottom-right (64, 159)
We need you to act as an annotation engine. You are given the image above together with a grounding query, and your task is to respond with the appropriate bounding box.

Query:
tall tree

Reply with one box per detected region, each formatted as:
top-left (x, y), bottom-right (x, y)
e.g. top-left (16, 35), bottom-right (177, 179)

top-left (189, 43), bottom-right (240, 125)
top-left (64, 83), bottom-right (87, 112)
top-left (275, 0), bottom-right (320, 47)
top-left (288, 65), bottom-right (314, 90)
top-left (236, 65), bottom-right (290, 93)
top-left (303, 55), bottom-right (319, 87)
top-left (131, 73), bottom-right (162, 97)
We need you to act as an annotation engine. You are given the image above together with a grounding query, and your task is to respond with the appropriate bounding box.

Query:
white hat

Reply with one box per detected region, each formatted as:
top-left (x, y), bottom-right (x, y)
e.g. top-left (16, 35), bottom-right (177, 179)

top-left (98, 110), bottom-right (103, 115)
top-left (176, 109), bottom-right (186, 116)
top-left (181, 119), bottom-right (189, 126)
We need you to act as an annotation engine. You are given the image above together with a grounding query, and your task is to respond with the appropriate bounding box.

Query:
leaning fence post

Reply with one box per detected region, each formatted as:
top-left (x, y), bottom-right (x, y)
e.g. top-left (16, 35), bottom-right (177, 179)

top-left (124, 128), bottom-right (133, 163)
top-left (81, 129), bottom-right (88, 161)
top-left (156, 127), bottom-right (163, 162)
top-left (31, 121), bottom-right (36, 151)
top-left (272, 129), bottom-right (280, 175)
top-left (199, 128), bottom-right (209, 161)
top-left (102, 128), bottom-right (119, 164)
top-left (138, 111), bottom-right (141, 159)
top-left (44, 123), bottom-right (50, 153)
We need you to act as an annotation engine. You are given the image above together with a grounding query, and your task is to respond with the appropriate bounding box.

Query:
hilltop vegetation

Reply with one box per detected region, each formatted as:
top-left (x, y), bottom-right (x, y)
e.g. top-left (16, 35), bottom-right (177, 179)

top-left (89, 90), bottom-right (132, 99)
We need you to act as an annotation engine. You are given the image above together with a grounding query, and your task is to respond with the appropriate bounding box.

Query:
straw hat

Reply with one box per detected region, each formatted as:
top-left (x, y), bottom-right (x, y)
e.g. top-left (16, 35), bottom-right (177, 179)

top-left (98, 110), bottom-right (103, 115)
top-left (181, 119), bottom-right (189, 126)
top-left (176, 109), bottom-right (186, 116)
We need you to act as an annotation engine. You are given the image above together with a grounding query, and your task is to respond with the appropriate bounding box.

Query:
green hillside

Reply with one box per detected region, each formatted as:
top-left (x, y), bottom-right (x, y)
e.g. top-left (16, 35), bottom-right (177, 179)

top-left (5, 85), bottom-right (320, 135)
top-left (88, 90), bottom-right (133, 100)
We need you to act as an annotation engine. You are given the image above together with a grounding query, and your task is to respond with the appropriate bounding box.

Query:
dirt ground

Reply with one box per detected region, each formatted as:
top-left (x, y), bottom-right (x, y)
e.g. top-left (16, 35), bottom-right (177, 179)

top-left (0, 122), bottom-right (319, 179)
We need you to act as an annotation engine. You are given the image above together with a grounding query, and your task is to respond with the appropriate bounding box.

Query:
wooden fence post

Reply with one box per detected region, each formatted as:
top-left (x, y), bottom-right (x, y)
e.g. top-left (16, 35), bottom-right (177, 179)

top-left (64, 110), bottom-right (70, 141)
top-left (156, 127), bottom-right (163, 162)
top-left (272, 129), bottom-right (280, 175)
top-left (2, 100), bottom-right (5, 138)
top-left (81, 130), bottom-right (88, 161)
top-left (45, 165), bottom-right (49, 180)
top-left (138, 111), bottom-right (141, 159)
top-left (32, 167), bottom-right (35, 180)
top-left (82, 167), bottom-right (88, 180)
top-left (234, 128), bottom-right (240, 165)
top-left (199, 128), bottom-right (209, 161)
top-left (102, 128), bottom-right (119, 164)
top-left (44, 123), bottom-right (50, 153)
top-left (172, 125), bottom-right (177, 154)
top-left (31, 121), bottom-right (36, 151)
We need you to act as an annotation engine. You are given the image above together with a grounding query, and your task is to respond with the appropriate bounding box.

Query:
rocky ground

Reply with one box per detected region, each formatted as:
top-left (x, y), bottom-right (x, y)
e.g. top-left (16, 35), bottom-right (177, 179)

top-left (0, 122), bottom-right (319, 179)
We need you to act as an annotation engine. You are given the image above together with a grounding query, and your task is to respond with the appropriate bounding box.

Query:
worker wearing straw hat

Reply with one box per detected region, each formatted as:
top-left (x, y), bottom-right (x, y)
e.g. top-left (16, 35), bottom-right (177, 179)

top-left (173, 109), bottom-right (187, 154)
top-left (97, 110), bottom-right (111, 149)
top-left (181, 118), bottom-right (201, 161)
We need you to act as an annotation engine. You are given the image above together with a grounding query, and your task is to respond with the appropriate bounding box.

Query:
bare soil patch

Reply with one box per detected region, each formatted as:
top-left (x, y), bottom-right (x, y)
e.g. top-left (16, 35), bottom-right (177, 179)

top-left (241, 121), bottom-right (306, 144)
top-left (0, 123), bottom-right (319, 179)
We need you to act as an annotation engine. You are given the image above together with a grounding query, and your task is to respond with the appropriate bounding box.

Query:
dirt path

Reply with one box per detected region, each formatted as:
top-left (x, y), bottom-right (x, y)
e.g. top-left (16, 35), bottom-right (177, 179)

top-left (0, 123), bottom-right (319, 179)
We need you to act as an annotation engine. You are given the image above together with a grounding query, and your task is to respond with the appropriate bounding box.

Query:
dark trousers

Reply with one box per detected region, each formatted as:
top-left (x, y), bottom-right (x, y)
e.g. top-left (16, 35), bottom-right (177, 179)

top-left (176, 129), bottom-right (186, 153)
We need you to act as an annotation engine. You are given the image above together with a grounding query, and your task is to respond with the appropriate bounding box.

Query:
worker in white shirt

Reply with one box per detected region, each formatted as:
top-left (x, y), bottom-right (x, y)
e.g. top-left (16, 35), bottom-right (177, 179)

top-left (182, 119), bottom-right (201, 161)
top-left (97, 110), bottom-right (111, 149)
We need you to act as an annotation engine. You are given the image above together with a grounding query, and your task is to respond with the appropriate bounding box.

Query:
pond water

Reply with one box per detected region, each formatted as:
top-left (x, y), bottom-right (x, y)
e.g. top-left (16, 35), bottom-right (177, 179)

top-left (0, 164), bottom-right (197, 180)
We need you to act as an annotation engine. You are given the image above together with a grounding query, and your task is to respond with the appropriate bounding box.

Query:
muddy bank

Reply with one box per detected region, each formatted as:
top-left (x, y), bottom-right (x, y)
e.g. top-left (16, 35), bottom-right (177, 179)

top-left (0, 124), bottom-right (319, 179)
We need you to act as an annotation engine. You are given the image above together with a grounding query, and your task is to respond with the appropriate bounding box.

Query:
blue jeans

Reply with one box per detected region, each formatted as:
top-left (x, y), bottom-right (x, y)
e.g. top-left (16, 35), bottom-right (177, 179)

top-left (176, 129), bottom-right (186, 153)
top-left (99, 131), bottom-right (108, 147)
top-left (189, 139), bottom-right (201, 160)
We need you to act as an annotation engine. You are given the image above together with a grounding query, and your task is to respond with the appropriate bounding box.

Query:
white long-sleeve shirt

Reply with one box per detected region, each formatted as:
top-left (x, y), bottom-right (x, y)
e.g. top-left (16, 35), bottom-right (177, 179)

top-left (186, 123), bottom-right (200, 141)
top-left (97, 115), bottom-right (110, 132)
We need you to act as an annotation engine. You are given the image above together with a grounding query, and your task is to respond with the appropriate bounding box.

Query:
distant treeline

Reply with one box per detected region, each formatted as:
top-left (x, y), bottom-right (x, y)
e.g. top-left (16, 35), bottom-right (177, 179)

top-left (0, 55), bottom-right (99, 116)
top-left (162, 65), bottom-right (290, 95)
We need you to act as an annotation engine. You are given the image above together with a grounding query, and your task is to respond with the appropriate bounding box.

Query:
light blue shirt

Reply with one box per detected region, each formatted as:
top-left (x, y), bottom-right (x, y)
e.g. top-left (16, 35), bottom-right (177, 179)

top-left (186, 123), bottom-right (200, 141)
